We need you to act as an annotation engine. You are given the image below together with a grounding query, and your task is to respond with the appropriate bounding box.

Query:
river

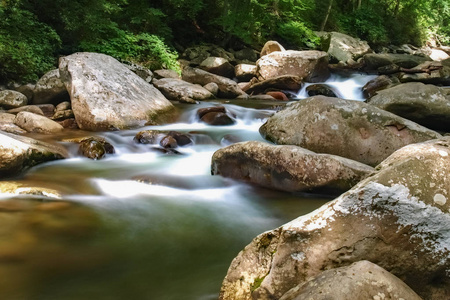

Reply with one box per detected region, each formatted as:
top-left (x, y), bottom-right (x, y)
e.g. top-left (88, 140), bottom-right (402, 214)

top-left (0, 74), bottom-right (374, 299)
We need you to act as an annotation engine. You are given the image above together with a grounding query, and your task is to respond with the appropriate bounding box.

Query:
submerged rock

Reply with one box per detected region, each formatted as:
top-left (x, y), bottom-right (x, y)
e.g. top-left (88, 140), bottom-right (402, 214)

top-left (0, 132), bottom-right (67, 177)
top-left (212, 141), bottom-right (374, 193)
top-left (59, 52), bottom-right (175, 131)
top-left (279, 261), bottom-right (422, 300)
top-left (367, 82), bottom-right (450, 132)
top-left (77, 137), bottom-right (115, 160)
top-left (260, 96), bottom-right (441, 166)
top-left (219, 137), bottom-right (450, 300)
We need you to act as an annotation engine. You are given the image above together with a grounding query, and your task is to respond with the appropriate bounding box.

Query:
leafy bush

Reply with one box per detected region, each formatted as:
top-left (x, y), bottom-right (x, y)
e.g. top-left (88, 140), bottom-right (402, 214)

top-left (275, 20), bottom-right (320, 48)
top-left (0, 5), bottom-right (61, 83)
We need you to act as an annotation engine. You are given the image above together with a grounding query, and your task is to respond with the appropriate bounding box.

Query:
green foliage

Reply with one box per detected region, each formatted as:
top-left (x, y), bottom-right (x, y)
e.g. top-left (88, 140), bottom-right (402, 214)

top-left (0, 4), bottom-right (61, 83)
top-left (275, 20), bottom-right (320, 48)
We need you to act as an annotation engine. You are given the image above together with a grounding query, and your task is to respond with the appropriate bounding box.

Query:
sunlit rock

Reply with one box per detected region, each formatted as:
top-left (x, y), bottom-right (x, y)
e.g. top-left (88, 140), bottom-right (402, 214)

top-left (219, 137), bottom-right (450, 300)
top-left (279, 261), bottom-right (422, 300)
top-left (318, 31), bottom-right (371, 64)
top-left (260, 96), bottom-right (441, 166)
top-left (0, 131), bottom-right (66, 177)
top-left (212, 141), bottom-right (374, 193)
top-left (256, 50), bottom-right (330, 82)
top-left (59, 52), bottom-right (175, 131)
top-left (235, 64), bottom-right (257, 82)
top-left (260, 40), bottom-right (286, 57)
top-left (152, 78), bottom-right (214, 101)
top-left (14, 111), bottom-right (64, 134)
top-left (367, 82), bottom-right (450, 132)
top-left (0, 90), bottom-right (28, 109)
top-left (200, 57), bottom-right (235, 78)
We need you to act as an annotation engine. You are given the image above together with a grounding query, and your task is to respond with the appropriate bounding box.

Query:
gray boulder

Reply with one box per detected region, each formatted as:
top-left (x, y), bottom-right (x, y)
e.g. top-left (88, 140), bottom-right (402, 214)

top-left (0, 131), bottom-right (66, 177)
top-left (399, 61), bottom-right (450, 85)
top-left (367, 82), bottom-right (450, 132)
top-left (212, 141), bottom-right (374, 193)
top-left (364, 53), bottom-right (431, 71)
top-left (256, 50), bottom-right (330, 82)
top-left (260, 96), bottom-right (441, 166)
top-left (33, 69), bottom-right (69, 104)
top-left (182, 67), bottom-right (245, 98)
top-left (319, 31), bottom-right (371, 63)
top-left (200, 57), bottom-right (235, 78)
top-left (14, 111), bottom-right (64, 134)
top-left (152, 78), bottom-right (214, 101)
top-left (0, 90), bottom-right (28, 109)
top-left (59, 52), bottom-right (175, 131)
top-left (244, 75), bottom-right (302, 95)
top-left (220, 137), bottom-right (450, 300)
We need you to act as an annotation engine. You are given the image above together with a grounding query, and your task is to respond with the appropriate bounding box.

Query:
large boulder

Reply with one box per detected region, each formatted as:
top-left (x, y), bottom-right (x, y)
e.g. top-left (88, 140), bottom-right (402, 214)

top-left (59, 52), bottom-right (175, 131)
top-left (244, 75), bottom-right (303, 95)
top-left (260, 96), bottom-right (441, 166)
top-left (367, 82), bottom-right (450, 132)
top-left (399, 61), bottom-right (450, 86)
top-left (219, 137), bottom-right (450, 300)
top-left (14, 111), bottom-right (64, 134)
top-left (235, 64), bottom-right (257, 82)
top-left (33, 69), bottom-right (69, 104)
top-left (318, 31), bottom-right (371, 63)
top-left (182, 67), bottom-right (245, 98)
top-left (364, 53), bottom-right (431, 71)
top-left (0, 90), bottom-right (28, 109)
top-left (200, 57), bottom-right (235, 78)
top-left (0, 131), bottom-right (67, 177)
top-left (211, 141), bottom-right (374, 193)
top-left (256, 50), bottom-right (330, 82)
top-left (152, 78), bottom-right (214, 101)
top-left (279, 260), bottom-right (422, 300)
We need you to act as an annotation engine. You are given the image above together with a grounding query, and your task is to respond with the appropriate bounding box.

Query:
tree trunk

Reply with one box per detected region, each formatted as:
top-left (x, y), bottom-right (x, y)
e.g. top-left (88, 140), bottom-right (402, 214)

top-left (320, 0), bottom-right (333, 31)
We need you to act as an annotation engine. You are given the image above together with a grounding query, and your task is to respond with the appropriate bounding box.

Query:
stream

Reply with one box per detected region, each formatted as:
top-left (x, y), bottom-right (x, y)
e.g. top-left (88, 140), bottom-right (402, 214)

top-left (0, 74), bottom-right (374, 299)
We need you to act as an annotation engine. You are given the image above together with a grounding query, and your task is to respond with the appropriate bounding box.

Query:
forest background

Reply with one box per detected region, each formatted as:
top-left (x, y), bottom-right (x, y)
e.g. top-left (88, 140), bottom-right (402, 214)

top-left (0, 0), bottom-right (449, 84)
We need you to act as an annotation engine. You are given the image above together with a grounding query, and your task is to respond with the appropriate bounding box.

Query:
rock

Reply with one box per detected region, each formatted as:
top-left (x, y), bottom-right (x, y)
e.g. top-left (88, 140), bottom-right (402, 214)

top-left (57, 118), bottom-right (78, 129)
top-left (212, 141), bottom-right (374, 193)
top-left (160, 135), bottom-right (178, 149)
top-left (166, 131), bottom-right (193, 146)
top-left (0, 131), bottom-right (66, 177)
top-left (35, 104), bottom-right (55, 118)
top-left (319, 31), bottom-right (371, 63)
top-left (197, 106), bottom-right (236, 125)
top-left (0, 113), bottom-right (26, 134)
top-left (14, 111), bottom-right (64, 134)
top-left (234, 48), bottom-right (258, 62)
top-left (52, 109), bottom-right (74, 121)
top-left (55, 101), bottom-right (71, 112)
top-left (259, 96), bottom-right (441, 166)
top-left (153, 69), bottom-right (181, 79)
top-left (363, 53), bottom-right (431, 71)
top-left (256, 50), bottom-right (330, 82)
top-left (279, 261), bottom-right (422, 300)
top-left (203, 82), bottom-right (219, 96)
top-left (260, 41), bottom-right (286, 57)
top-left (200, 57), bottom-right (235, 78)
top-left (8, 105), bottom-right (44, 116)
top-left (78, 137), bottom-right (114, 160)
top-left (362, 75), bottom-right (397, 98)
top-left (367, 82), bottom-right (450, 132)
top-left (0, 182), bottom-right (62, 199)
top-left (235, 64), bottom-right (257, 82)
top-left (152, 78), bottom-right (214, 101)
top-left (219, 137), bottom-right (450, 300)
top-left (59, 52), bottom-right (175, 131)
top-left (182, 44), bottom-right (235, 65)
top-left (265, 91), bottom-right (288, 101)
top-left (14, 84), bottom-right (35, 102)
top-left (123, 63), bottom-right (153, 83)
top-left (398, 61), bottom-right (450, 85)
top-left (305, 84), bottom-right (340, 98)
top-left (33, 69), bottom-right (69, 104)
top-left (0, 90), bottom-right (28, 109)
top-left (182, 67), bottom-right (245, 98)
top-left (134, 130), bottom-right (161, 144)
top-left (0, 113), bottom-right (16, 124)
top-left (430, 48), bottom-right (450, 61)
top-left (244, 75), bottom-right (303, 95)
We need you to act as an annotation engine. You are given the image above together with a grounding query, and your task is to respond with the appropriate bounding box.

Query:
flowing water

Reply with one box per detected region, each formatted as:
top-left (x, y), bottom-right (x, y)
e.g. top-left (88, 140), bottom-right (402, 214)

top-left (0, 74), bottom-right (374, 299)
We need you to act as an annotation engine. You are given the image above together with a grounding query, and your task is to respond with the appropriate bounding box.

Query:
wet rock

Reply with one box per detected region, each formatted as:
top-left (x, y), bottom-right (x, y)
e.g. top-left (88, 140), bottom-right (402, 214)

top-left (363, 53), bottom-right (431, 71)
top-left (134, 130), bottom-right (161, 144)
top-left (78, 137), bottom-right (115, 160)
top-left (152, 78), bottom-right (214, 101)
top-left (8, 105), bottom-right (44, 116)
top-left (166, 131), bottom-right (193, 146)
top-left (367, 82), bottom-right (450, 132)
top-left (235, 64), bottom-right (257, 82)
top-left (0, 90), bottom-right (28, 109)
top-left (260, 41), bottom-right (286, 57)
top-left (305, 84), bottom-right (340, 98)
top-left (52, 109), bottom-right (75, 121)
top-left (260, 96), bottom-right (441, 166)
top-left (362, 75), bottom-right (396, 98)
top-left (200, 57), bottom-right (235, 78)
top-left (244, 75), bottom-right (303, 95)
top-left (0, 182), bottom-right (63, 199)
top-left (318, 31), bottom-right (371, 63)
top-left (182, 67), bottom-right (245, 98)
top-left (219, 138), bottom-right (450, 300)
top-left (59, 52), bottom-right (175, 131)
top-left (212, 141), bottom-right (374, 193)
top-left (279, 261), bottom-right (422, 300)
top-left (14, 111), bottom-right (64, 134)
top-left (153, 69), bottom-right (181, 79)
top-left (265, 91), bottom-right (288, 101)
top-left (201, 112), bottom-right (235, 126)
top-left (256, 50), bottom-right (330, 82)
top-left (57, 118), bottom-right (78, 129)
top-left (33, 69), bottom-right (69, 104)
top-left (0, 131), bottom-right (67, 177)
top-left (160, 135), bottom-right (178, 148)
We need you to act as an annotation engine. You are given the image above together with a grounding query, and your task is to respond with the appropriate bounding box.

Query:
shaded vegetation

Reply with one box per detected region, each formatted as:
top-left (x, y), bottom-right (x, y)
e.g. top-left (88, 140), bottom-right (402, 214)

top-left (0, 0), bottom-right (449, 83)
